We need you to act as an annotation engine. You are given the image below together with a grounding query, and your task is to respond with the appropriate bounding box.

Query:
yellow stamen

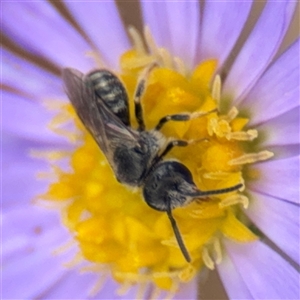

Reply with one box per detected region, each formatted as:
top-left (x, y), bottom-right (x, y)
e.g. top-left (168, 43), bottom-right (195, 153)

top-left (219, 194), bottom-right (249, 209)
top-left (158, 47), bottom-right (173, 69)
top-left (136, 282), bottom-right (147, 300)
top-left (178, 265), bottom-right (196, 282)
top-left (226, 129), bottom-right (258, 141)
top-left (128, 26), bottom-right (147, 55)
top-left (203, 171), bottom-right (242, 180)
top-left (149, 286), bottom-right (162, 300)
top-left (164, 289), bottom-right (177, 300)
top-left (229, 150), bottom-right (274, 165)
top-left (202, 247), bottom-right (215, 270)
top-left (189, 201), bottom-right (225, 219)
top-left (52, 239), bottom-right (76, 256)
top-left (144, 26), bottom-right (160, 58)
top-left (89, 273), bottom-right (108, 297)
top-left (63, 252), bottom-right (84, 268)
top-left (207, 118), bottom-right (231, 137)
top-left (85, 50), bottom-right (104, 68)
top-left (30, 149), bottom-right (69, 161)
top-left (222, 106), bottom-right (239, 122)
top-left (212, 237), bottom-right (222, 265)
top-left (47, 127), bottom-right (78, 143)
top-left (117, 281), bottom-right (133, 296)
top-left (202, 237), bottom-right (222, 270)
top-left (211, 74), bottom-right (221, 105)
top-left (174, 56), bottom-right (187, 76)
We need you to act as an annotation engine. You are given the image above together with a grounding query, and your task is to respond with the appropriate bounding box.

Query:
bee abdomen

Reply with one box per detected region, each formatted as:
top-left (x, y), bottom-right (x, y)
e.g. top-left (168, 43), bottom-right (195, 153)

top-left (88, 70), bottom-right (130, 126)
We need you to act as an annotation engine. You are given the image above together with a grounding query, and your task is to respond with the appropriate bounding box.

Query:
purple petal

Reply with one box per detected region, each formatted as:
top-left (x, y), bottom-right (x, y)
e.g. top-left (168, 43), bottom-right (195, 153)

top-left (141, 1), bottom-right (172, 52)
top-left (3, 91), bottom-right (68, 143)
top-left (162, 1), bottom-right (200, 71)
top-left (255, 107), bottom-right (300, 158)
top-left (217, 253), bottom-right (253, 299)
top-left (2, 205), bottom-right (137, 299)
top-left (264, 144), bottom-right (300, 161)
top-left (46, 274), bottom-right (140, 300)
top-left (3, 223), bottom-right (67, 265)
top-left (63, 1), bottom-right (130, 70)
top-left (2, 132), bottom-right (57, 209)
top-left (2, 48), bottom-right (64, 100)
top-left (2, 204), bottom-right (61, 241)
top-left (241, 38), bottom-right (300, 126)
top-left (92, 277), bottom-right (139, 300)
top-left (96, 273), bottom-right (197, 300)
top-left (197, 1), bottom-right (252, 68)
top-left (223, 1), bottom-right (297, 104)
top-left (245, 190), bottom-right (300, 264)
top-left (2, 224), bottom-right (66, 267)
top-left (224, 240), bottom-right (300, 299)
top-left (1, 2), bottom-right (95, 72)
top-left (2, 206), bottom-right (73, 299)
top-left (35, 271), bottom-right (99, 299)
top-left (248, 155), bottom-right (299, 204)
top-left (2, 203), bottom-right (95, 300)
top-left (41, 272), bottom-right (197, 299)
top-left (2, 240), bottom-right (70, 299)
top-left (141, 1), bottom-right (200, 70)
top-left (174, 276), bottom-right (198, 300)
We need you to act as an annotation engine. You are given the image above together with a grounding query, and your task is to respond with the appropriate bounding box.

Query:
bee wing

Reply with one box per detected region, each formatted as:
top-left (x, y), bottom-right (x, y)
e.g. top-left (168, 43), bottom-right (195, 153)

top-left (62, 68), bottom-right (139, 170)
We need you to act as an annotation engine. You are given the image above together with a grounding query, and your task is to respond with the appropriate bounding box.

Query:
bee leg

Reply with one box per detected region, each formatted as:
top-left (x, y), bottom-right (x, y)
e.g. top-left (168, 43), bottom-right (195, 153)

top-left (152, 138), bottom-right (208, 167)
top-left (134, 62), bottom-right (158, 131)
top-left (155, 109), bottom-right (217, 131)
top-left (151, 140), bottom-right (189, 166)
top-left (160, 140), bottom-right (189, 158)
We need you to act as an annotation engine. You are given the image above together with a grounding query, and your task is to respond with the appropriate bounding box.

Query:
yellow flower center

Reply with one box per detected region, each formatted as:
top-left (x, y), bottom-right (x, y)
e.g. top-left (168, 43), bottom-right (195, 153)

top-left (37, 29), bottom-right (273, 297)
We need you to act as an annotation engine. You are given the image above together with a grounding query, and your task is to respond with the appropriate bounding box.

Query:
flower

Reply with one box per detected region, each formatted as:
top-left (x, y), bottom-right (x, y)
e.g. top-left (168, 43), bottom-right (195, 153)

top-left (2, 1), bottom-right (299, 299)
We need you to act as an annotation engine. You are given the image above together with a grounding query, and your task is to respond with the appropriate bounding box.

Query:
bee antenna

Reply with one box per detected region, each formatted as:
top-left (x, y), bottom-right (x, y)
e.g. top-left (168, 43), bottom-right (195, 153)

top-left (166, 206), bottom-right (191, 263)
top-left (196, 183), bottom-right (243, 197)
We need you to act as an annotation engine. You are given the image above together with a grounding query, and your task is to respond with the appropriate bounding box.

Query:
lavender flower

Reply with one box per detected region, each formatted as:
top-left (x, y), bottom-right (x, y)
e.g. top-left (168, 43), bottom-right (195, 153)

top-left (2, 1), bottom-right (299, 299)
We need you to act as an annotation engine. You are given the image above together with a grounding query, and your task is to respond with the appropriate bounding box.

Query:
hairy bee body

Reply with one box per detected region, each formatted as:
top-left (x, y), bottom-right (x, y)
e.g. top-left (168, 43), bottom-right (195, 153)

top-left (112, 130), bottom-right (164, 186)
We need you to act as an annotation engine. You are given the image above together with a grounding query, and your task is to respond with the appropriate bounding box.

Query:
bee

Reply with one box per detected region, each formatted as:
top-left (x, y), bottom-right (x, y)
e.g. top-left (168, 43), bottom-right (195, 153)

top-left (62, 65), bottom-right (242, 263)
